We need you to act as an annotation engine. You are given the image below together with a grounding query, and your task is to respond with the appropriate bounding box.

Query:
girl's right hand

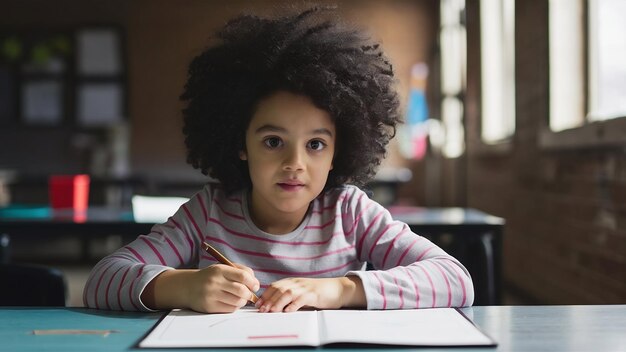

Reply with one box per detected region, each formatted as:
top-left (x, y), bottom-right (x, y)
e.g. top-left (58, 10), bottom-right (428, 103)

top-left (187, 263), bottom-right (260, 313)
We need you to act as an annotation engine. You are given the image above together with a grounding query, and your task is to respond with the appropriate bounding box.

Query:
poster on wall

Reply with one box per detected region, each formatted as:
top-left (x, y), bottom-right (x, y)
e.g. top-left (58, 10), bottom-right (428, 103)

top-left (75, 28), bottom-right (125, 127)
top-left (21, 79), bottom-right (64, 125)
top-left (77, 83), bottom-right (123, 127)
top-left (77, 29), bottom-right (121, 76)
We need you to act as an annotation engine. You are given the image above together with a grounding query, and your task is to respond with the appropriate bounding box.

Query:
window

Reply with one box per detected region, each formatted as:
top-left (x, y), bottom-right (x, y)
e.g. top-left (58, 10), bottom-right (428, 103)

top-left (480, 0), bottom-right (516, 144)
top-left (546, 0), bottom-right (626, 146)
top-left (439, 0), bottom-right (466, 158)
top-left (588, 0), bottom-right (626, 121)
top-left (549, 0), bottom-right (585, 131)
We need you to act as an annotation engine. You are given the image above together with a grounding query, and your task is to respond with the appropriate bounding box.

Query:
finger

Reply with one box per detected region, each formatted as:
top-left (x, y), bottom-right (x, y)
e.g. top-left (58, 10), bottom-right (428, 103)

top-left (221, 282), bottom-right (256, 303)
top-left (257, 285), bottom-right (279, 312)
top-left (258, 279), bottom-right (292, 311)
top-left (233, 263), bottom-right (255, 276)
top-left (264, 288), bottom-right (296, 313)
top-left (200, 265), bottom-right (250, 296)
top-left (216, 292), bottom-right (248, 309)
top-left (223, 266), bottom-right (260, 292)
top-left (195, 290), bottom-right (245, 314)
top-left (254, 297), bottom-right (264, 308)
top-left (284, 295), bottom-right (309, 312)
top-left (259, 285), bottom-right (277, 302)
top-left (233, 263), bottom-right (258, 293)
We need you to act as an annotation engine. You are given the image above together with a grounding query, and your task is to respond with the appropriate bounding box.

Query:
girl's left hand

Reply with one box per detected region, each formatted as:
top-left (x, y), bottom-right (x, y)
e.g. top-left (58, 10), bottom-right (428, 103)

top-left (255, 276), bottom-right (365, 313)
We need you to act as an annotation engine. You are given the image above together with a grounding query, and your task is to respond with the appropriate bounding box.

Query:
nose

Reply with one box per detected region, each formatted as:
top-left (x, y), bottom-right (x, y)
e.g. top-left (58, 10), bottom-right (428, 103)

top-left (282, 145), bottom-right (305, 171)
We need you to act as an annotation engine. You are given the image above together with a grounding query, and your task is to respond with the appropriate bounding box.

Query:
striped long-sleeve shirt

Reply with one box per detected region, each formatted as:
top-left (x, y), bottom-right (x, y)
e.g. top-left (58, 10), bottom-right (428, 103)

top-left (83, 184), bottom-right (474, 311)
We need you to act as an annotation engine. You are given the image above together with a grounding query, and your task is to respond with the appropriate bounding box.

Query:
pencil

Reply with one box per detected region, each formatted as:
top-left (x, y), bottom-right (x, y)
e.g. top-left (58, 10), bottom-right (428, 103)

top-left (201, 241), bottom-right (259, 304)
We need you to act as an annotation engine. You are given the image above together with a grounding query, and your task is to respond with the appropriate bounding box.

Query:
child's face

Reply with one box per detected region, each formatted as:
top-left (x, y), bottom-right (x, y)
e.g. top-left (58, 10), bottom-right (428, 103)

top-left (240, 91), bottom-right (335, 227)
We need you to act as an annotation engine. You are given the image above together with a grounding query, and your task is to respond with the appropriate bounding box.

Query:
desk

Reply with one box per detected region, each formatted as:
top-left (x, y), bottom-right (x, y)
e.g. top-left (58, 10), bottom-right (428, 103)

top-left (1, 206), bottom-right (504, 304)
top-left (0, 207), bottom-right (152, 238)
top-left (0, 207), bottom-right (153, 262)
top-left (0, 305), bottom-right (623, 351)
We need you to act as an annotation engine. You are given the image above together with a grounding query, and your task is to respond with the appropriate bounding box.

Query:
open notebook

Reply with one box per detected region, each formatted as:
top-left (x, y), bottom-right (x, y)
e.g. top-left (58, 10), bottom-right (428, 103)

top-left (139, 307), bottom-right (496, 348)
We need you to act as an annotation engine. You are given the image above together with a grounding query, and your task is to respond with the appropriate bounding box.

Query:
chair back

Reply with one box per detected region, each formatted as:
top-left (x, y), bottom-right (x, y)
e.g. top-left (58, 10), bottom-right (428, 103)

top-left (0, 263), bottom-right (67, 306)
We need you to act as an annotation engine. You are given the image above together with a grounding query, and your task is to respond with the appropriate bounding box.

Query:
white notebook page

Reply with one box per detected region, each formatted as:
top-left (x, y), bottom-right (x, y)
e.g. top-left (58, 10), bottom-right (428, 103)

top-left (319, 308), bottom-right (493, 346)
top-left (139, 308), bottom-right (494, 348)
top-left (140, 308), bottom-right (319, 348)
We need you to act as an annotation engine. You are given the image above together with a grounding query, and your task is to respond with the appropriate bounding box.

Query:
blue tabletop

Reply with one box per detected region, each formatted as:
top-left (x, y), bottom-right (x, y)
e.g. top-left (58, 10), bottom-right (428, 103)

top-left (1, 305), bottom-right (625, 352)
top-left (0, 308), bottom-right (158, 352)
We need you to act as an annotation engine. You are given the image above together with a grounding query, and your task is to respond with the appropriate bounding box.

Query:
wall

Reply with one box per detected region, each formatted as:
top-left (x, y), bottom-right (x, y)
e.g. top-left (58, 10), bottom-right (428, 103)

top-left (0, 0), bottom-right (130, 175)
top-left (464, 0), bottom-right (626, 303)
top-left (1, 0), bottom-right (437, 201)
top-left (126, 0), bottom-right (438, 184)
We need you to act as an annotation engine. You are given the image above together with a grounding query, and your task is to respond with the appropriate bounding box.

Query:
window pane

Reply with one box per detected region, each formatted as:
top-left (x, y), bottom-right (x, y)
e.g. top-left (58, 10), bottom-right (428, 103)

top-left (588, 0), bottom-right (626, 121)
top-left (440, 0), bottom-right (467, 158)
top-left (21, 80), bottom-right (63, 125)
top-left (77, 29), bottom-right (122, 75)
top-left (77, 83), bottom-right (123, 126)
top-left (441, 0), bottom-right (466, 95)
top-left (442, 97), bottom-right (465, 158)
top-left (480, 0), bottom-right (516, 143)
top-left (549, 0), bottom-right (585, 131)
top-left (441, 26), bottom-right (463, 95)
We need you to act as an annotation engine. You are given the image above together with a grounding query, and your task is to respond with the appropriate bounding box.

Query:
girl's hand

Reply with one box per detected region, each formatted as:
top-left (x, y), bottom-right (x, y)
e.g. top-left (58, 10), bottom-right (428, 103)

top-left (255, 276), bottom-right (365, 313)
top-left (142, 264), bottom-right (259, 313)
top-left (187, 263), bottom-right (260, 313)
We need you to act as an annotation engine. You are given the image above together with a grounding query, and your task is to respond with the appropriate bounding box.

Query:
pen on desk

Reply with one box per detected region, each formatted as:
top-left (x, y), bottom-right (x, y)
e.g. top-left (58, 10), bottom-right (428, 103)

top-left (201, 241), bottom-right (259, 304)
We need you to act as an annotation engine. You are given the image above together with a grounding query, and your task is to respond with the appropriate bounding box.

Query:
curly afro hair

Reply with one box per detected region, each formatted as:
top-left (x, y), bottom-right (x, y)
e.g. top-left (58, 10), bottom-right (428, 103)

top-left (181, 6), bottom-right (401, 193)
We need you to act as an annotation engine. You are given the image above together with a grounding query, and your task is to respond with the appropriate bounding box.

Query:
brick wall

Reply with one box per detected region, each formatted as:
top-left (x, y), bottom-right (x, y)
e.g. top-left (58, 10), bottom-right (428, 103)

top-left (464, 0), bottom-right (626, 304)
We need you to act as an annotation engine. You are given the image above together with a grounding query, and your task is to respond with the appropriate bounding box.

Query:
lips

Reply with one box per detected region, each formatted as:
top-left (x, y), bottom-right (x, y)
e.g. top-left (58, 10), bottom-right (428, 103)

top-left (278, 180), bottom-right (304, 186)
top-left (277, 180), bottom-right (305, 191)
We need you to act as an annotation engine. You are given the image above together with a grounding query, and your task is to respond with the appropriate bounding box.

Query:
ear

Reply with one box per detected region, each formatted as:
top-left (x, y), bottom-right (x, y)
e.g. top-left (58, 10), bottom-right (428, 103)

top-left (239, 150), bottom-right (247, 161)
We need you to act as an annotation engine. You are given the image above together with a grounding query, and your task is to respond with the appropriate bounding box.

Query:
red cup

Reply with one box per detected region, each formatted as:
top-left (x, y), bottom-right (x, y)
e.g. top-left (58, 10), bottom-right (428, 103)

top-left (49, 174), bottom-right (90, 211)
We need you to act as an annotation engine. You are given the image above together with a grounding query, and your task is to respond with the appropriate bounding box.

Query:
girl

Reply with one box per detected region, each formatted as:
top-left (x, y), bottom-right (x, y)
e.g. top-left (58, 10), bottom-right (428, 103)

top-left (84, 7), bottom-right (474, 313)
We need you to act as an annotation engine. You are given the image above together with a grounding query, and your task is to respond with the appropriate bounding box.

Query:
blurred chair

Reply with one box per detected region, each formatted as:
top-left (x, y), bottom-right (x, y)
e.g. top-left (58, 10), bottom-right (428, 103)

top-left (0, 263), bottom-right (67, 306)
top-left (367, 167), bottom-right (413, 206)
top-left (0, 236), bottom-right (66, 306)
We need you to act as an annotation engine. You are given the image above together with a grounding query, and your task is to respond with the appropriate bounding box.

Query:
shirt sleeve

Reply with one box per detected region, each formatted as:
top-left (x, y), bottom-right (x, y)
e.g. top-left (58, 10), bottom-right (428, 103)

top-left (343, 187), bottom-right (474, 309)
top-left (82, 187), bottom-right (211, 311)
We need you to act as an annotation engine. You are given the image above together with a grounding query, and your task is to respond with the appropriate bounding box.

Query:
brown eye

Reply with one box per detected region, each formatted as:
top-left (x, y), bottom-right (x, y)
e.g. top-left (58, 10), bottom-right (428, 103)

top-left (263, 137), bottom-right (283, 148)
top-left (308, 139), bottom-right (326, 151)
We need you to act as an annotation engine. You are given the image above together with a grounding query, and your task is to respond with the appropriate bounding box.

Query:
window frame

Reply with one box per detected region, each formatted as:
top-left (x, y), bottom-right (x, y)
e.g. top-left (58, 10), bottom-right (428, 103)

top-left (466, 0), bottom-right (515, 156)
top-left (541, 0), bottom-right (626, 150)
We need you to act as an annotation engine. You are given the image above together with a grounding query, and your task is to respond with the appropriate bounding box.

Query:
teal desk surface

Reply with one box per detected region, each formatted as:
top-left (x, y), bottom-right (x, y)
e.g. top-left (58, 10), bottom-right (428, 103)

top-left (1, 305), bottom-right (625, 352)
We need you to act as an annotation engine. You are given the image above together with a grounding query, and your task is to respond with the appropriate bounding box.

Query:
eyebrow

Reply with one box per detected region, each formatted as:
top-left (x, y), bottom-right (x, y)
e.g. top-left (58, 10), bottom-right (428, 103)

top-left (254, 124), bottom-right (334, 137)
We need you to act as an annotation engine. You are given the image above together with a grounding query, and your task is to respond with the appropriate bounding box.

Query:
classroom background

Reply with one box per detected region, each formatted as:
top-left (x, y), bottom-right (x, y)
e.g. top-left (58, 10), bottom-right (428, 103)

top-left (1, 0), bottom-right (625, 307)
